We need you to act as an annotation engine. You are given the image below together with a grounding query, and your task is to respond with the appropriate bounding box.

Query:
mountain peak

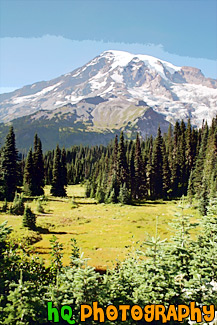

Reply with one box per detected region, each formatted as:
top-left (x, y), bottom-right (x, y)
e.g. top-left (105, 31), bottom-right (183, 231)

top-left (100, 50), bottom-right (181, 76)
top-left (0, 50), bottom-right (216, 128)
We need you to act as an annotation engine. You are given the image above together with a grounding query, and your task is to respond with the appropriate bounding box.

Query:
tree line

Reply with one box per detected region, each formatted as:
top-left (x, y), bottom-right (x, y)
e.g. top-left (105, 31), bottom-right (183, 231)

top-left (0, 116), bottom-right (216, 208)
top-left (44, 116), bottom-right (216, 207)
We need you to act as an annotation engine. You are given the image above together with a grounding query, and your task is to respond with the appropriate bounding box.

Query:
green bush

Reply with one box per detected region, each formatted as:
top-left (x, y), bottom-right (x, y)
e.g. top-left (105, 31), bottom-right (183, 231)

top-left (9, 192), bottom-right (25, 215)
top-left (37, 198), bottom-right (45, 213)
top-left (1, 199), bottom-right (8, 212)
top-left (118, 183), bottom-right (131, 204)
top-left (23, 205), bottom-right (36, 230)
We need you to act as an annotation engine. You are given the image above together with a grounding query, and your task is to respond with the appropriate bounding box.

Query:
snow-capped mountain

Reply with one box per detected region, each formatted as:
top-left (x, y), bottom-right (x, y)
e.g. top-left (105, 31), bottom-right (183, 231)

top-left (0, 50), bottom-right (216, 128)
top-left (0, 50), bottom-right (216, 151)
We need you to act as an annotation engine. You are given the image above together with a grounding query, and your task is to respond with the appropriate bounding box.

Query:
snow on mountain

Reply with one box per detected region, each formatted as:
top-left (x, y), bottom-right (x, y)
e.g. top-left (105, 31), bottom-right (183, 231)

top-left (0, 50), bottom-right (216, 128)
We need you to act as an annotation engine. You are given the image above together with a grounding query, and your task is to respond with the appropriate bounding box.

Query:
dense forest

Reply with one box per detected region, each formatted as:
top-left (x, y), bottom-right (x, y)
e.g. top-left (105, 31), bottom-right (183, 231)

top-left (0, 117), bottom-right (216, 209)
top-left (42, 118), bottom-right (217, 205)
top-left (0, 117), bottom-right (216, 324)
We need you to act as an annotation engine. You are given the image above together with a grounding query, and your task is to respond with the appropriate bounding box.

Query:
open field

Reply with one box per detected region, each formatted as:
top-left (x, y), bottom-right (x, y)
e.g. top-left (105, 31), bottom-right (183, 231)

top-left (0, 185), bottom-right (200, 269)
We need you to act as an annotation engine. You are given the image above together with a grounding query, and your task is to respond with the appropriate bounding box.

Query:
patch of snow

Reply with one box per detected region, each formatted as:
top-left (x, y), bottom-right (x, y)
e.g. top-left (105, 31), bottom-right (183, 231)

top-left (98, 82), bottom-right (115, 96)
top-left (89, 71), bottom-right (108, 90)
top-left (12, 82), bottom-right (63, 104)
top-left (54, 100), bottom-right (68, 106)
top-left (72, 70), bottom-right (82, 77)
top-left (111, 71), bottom-right (123, 83)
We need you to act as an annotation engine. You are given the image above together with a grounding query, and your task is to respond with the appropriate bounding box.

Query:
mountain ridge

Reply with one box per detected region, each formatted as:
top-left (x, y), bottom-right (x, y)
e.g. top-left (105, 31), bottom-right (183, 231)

top-left (0, 50), bottom-right (216, 151)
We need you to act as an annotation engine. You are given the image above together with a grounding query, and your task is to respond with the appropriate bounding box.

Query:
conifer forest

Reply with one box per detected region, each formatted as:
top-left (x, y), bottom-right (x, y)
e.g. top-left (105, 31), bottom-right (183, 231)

top-left (0, 117), bottom-right (217, 324)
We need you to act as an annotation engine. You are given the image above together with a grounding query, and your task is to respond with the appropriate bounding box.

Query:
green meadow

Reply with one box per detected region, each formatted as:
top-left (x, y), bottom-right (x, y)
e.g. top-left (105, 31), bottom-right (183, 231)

top-left (0, 185), bottom-right (200, 269)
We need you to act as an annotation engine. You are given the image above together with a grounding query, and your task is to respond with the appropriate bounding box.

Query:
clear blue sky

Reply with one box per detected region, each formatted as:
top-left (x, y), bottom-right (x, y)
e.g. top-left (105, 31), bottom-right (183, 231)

top-left (0, 0), bottom-right (216, 92)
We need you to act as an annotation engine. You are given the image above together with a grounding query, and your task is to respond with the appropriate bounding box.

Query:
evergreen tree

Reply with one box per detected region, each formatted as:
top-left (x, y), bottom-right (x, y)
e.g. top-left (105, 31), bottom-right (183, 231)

top-left (129, 144), bottom-right (135, 199)
top-left (51, 145), bottom-right (66, 197)
top-left (96, 185), bottom-right (105, 203)
top-left (85, 181), bottom-right (91, 198)
top-left (61, 147), bottom-right (67, 188)
top-left (193, 122), bottom-right (209, 197)
top-left (185, 118), bottom-right (194, 179)
top-left (112, 135), bottom-right (118, 173)
top-left (108, 188), bottom-right (117, 203)
top-left (118, 183), bottom-right (130, 204)
top-left (117, 132), bottom-right (129, 187)
top-left (10, 192), bottom-right (25, 215)
top-left (134, 134), bottom-right (147, 199)
top-left (147, 136), bottom-right (154, 198)
top-left (199, 180), bottom-right (209, 216)
top-left (0, 127), bottom-right (18, 201)
top-left (162, 142), bottom-right (171, 199)
top-left (152, 127), bottom-right (164, 199)
top-left (106, 172), bottom-right (119, 203)
top-left (165, 123), bottom-right (173, 168)
top-left (178, 120), bottom-right (187, 195)
top-left (23, 148), bottom-right (34, 195)
top-left (187, 170), bottom-right (194, 205)
top-left (171, 121), bottom-right (181, 197)
top-left (23, 206), bottom-right (36, 230)
top-left (33, 134), bottom-right (44, 195)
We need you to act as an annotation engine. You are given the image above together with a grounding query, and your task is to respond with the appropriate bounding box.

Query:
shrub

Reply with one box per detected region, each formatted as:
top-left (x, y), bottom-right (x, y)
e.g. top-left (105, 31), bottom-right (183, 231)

top-left (10, 192), bottom-right (25, 215)
top-left (23, 206), bottom-right (36, 230)
top-left (37, 198), bottom-right (44, 213)
top-left (118, 183), bottom-right (131, 204)
top-left (108, 188), bottom-right (117, 203)
top-left (96, 186), bottom-right (105, 203)
top-left (85, 181), bottom-right (91, 198)
top-left (1, 199), bottom-right (8, 212)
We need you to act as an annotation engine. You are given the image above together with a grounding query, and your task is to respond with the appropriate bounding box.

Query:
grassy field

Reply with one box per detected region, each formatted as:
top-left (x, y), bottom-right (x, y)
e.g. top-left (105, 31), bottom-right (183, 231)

top-left (0, 185), bottom-right (200, 269)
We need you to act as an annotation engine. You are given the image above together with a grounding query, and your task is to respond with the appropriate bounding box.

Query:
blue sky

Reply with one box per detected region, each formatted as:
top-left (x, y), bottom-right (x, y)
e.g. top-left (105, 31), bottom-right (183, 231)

top-left (0, 0), bottom-right (216, 93)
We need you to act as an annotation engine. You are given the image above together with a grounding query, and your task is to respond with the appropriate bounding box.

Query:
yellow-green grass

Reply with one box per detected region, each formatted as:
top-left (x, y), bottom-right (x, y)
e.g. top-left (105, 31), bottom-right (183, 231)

top-left (0, 185), bottom-right (200, 269)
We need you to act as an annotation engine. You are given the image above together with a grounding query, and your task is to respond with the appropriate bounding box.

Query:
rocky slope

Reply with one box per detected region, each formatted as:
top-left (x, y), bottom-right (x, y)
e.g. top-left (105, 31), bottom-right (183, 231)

top-left (0, 50), bottom-right (216, 150)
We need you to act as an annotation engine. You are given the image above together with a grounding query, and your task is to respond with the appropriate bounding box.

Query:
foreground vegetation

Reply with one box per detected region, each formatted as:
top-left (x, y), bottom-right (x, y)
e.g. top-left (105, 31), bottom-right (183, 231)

top-left (0, 196), bottom-right (216, 324)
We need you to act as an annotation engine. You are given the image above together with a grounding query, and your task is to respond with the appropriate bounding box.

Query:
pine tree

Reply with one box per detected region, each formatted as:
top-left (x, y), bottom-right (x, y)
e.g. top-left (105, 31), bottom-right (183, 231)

top-left (85, 181), bottom-right (91, 198)
top-left (96, 185), bottom-right (105, 203)
top-left (118, 183), bottom-right (130, 204)
top-left (162, 142), bottom-right (171, 199)
top-left (129, 144), bottom-right (135, 199)
top-left (23, 206), bottom-right (36, 230)
top-left (199, 180), bottom-right (209, 216)
top-left (152, 127), bottom-right (164, 199)
top-left (165, 123), bottom-right (173, 168)
top-left (117, 132), bottom-right (129, 187)
top-left (178, 120), bottom-right (187, 195)
top-left (187, 170), bottom-right (194, 205)
top-left (171, 121), bottom-right (181, 197)
top-left (10, 192), bottom-right (25, 215)
top-left (61, 147), bottom-right (67, 188)
top-left (112, 135), bottom-right (118, 173)
top-left (193, 122), bottom-right (209, 197)
top-left (23, 148), bottom-right (34, 195)
top-left (0, 127), bottom-right (18, 201)
top-left (108, 188), bottom-right (117, 203)
top-left (134, 134), bottom-right (147, 199)
top-left (33, 134), bottom-right (45, 195)
top-left (146, 136), bottom-right (154, 198)
top-left (106, 172), bottom-right (119, 203)
top-left (185, 118), bottom-right (193, 179)
top-left (51, 145), bottom-right (66, 197)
